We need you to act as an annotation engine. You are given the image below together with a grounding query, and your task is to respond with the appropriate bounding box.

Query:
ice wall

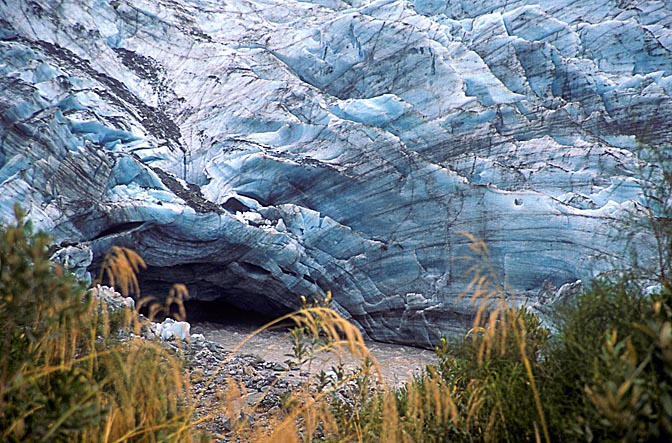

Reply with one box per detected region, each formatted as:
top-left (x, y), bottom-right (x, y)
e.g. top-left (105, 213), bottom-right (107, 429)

top-left (1, 0), bottom-right (670, 345)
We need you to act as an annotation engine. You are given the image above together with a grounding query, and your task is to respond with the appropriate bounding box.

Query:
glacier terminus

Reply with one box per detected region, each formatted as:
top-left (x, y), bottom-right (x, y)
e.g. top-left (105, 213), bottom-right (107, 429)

top-left (1, 0), bottom-right (671, 346)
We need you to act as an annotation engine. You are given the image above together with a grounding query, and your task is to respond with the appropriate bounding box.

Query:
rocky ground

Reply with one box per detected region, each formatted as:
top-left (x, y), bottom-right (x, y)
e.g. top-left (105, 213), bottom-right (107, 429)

top-left (96, 285), bottom-right (437, 439)
top-left (164, 320), bottom-right (436, 440)
top-left (179, 338), bottom-right (296, 439)
top-left (192, 320), bottom-right (437, 386)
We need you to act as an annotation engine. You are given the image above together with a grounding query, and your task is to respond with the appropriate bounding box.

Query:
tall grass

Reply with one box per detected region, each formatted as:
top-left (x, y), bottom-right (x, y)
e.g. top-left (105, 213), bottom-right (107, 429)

top-left (0, 207), bottom-right (205, 442)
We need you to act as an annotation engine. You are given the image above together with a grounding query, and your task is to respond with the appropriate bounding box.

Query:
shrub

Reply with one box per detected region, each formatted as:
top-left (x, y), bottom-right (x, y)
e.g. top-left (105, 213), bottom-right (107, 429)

top-left (431, 308), bottom-right (549, 443)
top-left (405, 233), bottom-right (672, 443)
top-left (0, 206), bottom-right (205, 442)
top-left (541, 276), bottom-right (654, 441)
top-left (581, 286), bottom-right (672, 442)
top-left (0, 206), bottom-right (99, 441)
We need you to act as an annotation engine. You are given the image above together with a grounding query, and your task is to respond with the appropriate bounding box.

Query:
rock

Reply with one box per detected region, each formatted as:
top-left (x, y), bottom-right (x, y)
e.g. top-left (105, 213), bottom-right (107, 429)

top-left (1, 0), bottom-right (670, 347)
top-left (527, 279), bottom-right (585, 329)
top-left (191, 333), bottom-right (207, 346)
top-left (152, 318), bottom-right (191, 342)
top-left (50, 244), bottom-right (93, 284)
top-left (268, 362), bottom-right (287, 372)
top-left (93, 285), bottom-right (136, 311)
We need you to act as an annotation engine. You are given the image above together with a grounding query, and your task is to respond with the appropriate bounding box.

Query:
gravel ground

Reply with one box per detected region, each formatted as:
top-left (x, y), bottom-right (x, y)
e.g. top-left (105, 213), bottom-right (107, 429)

top-left (171, 321), bottom-right (437, 440)
top-left (179, 338), bottom-right (299, 439)
top-left (191, 320), bottom-right (436, 386)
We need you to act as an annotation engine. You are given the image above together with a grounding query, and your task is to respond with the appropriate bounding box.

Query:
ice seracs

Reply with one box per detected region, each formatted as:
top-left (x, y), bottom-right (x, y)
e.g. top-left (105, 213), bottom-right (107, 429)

top-left (1, 0), bottom-right (670, 347)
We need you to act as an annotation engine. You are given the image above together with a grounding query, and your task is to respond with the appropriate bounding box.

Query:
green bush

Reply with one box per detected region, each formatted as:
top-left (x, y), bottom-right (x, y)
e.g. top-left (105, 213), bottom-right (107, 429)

top-left (0, 207), bottom-right (204, 442)
top-left (428, 308), bottom-right (550, 443)
top-left (413, 277), bottom-right (672, 443)
top-left (581, 286), bottom-right (672, 442)
top-left (540, 277), bottom-right (653, 441)
top-left (0, 206), bottom-right (100, 441)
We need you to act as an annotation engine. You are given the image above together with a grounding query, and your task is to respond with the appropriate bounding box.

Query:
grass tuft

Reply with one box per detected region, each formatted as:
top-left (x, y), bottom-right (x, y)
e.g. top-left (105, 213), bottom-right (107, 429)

top-left (0, 207), bottom-right (205, 442)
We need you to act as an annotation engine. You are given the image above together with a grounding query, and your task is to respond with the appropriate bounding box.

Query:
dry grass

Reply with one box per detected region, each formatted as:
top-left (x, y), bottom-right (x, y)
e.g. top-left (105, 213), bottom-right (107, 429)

top-left (98, 246), bottom-right (146, 298)
top-left (0, 209), bottom-right (204, 442)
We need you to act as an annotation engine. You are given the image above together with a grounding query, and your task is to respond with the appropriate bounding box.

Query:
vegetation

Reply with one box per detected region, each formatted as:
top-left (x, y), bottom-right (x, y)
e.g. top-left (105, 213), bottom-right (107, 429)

top-left (398, 239), bottom-right (672, 443)
top-left (0, 206), bottom-right (204, 442)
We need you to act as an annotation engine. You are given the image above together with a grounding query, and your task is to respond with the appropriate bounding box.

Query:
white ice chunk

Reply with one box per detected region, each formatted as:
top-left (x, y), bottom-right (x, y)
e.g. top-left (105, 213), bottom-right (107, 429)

top-left (154, 318), bottom-right (191, 342)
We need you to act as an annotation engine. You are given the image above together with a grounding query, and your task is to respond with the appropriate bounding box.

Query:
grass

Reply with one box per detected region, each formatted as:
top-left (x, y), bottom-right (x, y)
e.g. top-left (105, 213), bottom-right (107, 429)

top-left (2, 205), bottom-right (672, 442)
top-left (0, 207), bottom-right (204, 442)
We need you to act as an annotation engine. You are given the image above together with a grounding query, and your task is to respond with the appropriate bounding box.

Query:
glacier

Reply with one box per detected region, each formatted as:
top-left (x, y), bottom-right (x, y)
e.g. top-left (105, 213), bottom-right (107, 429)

top-left (1, 0), bottom-right (670, 346)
